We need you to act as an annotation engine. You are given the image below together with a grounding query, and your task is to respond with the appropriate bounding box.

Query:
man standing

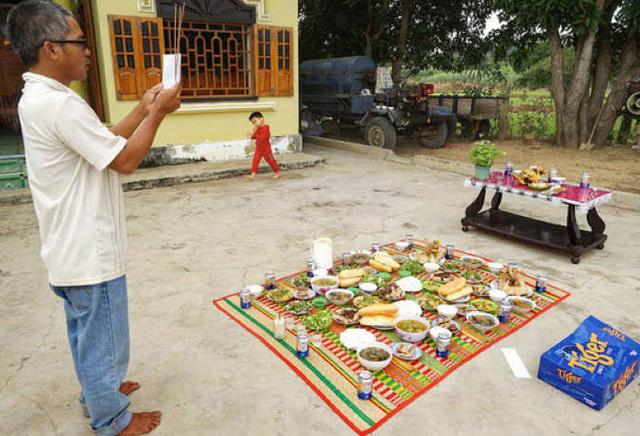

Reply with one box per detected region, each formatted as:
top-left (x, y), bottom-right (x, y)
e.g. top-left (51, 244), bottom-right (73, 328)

top-left (6, 1), bottom-right (181, 434)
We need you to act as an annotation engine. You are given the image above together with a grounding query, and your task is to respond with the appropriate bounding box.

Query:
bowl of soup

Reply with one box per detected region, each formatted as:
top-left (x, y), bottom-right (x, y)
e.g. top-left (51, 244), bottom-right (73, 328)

top-left (394, 316), bottom-right (430, 343)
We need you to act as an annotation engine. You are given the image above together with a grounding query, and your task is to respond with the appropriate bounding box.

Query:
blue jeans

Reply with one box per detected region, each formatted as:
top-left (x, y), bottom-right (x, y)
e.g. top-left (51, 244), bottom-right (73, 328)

top-left (52, 275), bottom-right (132, 435)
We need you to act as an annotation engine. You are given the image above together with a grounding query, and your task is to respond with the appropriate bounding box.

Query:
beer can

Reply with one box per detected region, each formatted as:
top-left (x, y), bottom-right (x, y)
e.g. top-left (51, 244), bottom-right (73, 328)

top-left (548, 168), bottom-right (558, 182)
top-left (342, 252), bottom-right (352, 265)
top-left (445, 243), bottom-right (455, 260)
top-left (535, 273), bottom-right (548, 293)
top-left (499, 300), bottom-right (512, 323)
top-left (240, 289), bottom-right (251, 309)
top-left (405, 233), bottom-right (414, 248)
top-left (504, 162), bottom-right (513, 176)
top-left (296, 333), bottom-right (309, 358)
top-left (436, 332), bottom-right (451, 358)
top-left (306, 259), bottom-right (316, 278)
top-left (265, 271), bottom-right (276, 290)
top-left (357, 370), bottom-right (373, 400)
top-left (371, 242), bottom-right (381, 253)
top-left (580, 173), bottom-right (591, 188)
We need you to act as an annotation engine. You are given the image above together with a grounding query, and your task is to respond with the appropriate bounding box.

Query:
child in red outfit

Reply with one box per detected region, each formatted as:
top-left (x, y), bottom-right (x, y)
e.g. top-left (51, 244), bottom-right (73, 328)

top-left (247, 111), bottom-right (280, 180)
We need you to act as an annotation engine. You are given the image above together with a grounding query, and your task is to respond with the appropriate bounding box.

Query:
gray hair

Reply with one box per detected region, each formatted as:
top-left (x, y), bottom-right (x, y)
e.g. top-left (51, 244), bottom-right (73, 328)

top-left (4, 0), bottom-right (73, 67)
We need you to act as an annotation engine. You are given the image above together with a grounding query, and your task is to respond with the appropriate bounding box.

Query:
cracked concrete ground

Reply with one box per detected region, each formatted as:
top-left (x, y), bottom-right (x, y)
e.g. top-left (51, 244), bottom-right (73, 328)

top-left (0, 144), bottom-right (639, 435)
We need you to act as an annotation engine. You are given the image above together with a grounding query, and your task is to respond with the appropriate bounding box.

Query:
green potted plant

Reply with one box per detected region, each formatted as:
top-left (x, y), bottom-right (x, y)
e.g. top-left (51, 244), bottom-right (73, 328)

top-left (470, 140), bottom-right (503, 180)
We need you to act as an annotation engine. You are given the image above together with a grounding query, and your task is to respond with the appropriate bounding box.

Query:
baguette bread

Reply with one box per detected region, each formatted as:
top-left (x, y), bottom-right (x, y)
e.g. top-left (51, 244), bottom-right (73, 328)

top-left (360, 315), bottom-right (396, 328)
top-left (358, 303), bottom-right (399, 318)
top-left (444, 286), bottom-right (472, 301)
top-left (338, 268), bottom-right (365, 279)
top-left (339, 277), bottom-right (362, 288)
top-left (438, 277), bottom-right (466, 297)
top-left (369, 259), bottom-right (393, 273)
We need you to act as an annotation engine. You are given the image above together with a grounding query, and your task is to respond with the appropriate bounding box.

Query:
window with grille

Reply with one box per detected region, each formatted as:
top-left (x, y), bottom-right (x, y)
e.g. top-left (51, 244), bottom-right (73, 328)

top-left (164, 19), bottom-right (251, 99)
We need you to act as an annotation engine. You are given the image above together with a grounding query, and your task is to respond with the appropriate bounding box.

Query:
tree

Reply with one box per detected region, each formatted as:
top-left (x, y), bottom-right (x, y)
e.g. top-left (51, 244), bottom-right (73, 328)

top-left (299, 0), bottom-right (493, 86)
top-left (494, 0), bottom-right (640, 148)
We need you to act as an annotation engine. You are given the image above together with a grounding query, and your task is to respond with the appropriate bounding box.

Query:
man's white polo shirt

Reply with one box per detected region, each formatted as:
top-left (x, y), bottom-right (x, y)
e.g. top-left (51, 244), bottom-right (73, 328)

top-left (18, 72), bottom-right (128, 286)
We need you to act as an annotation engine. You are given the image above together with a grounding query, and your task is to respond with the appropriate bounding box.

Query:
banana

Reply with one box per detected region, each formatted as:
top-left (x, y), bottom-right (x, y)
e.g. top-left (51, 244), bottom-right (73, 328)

top-left (369, 259), bottom-right (393, 273)
top-left (438, 277), bottom-right (466, 297)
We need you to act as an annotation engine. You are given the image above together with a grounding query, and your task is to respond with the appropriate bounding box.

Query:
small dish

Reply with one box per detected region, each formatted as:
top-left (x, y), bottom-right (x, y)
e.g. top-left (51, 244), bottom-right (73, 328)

top-left (466, 311), bottom-right (499, 332)
top-left (437, 304), bottom-right (458, 320)
top-left (392, 342), bottom-right (424, 361)
top-left (429, 326), bottom-right (452, 342)
top-left (394, 316), bottom-right (430, 343)
top-left (423, 262), bottom-right (440, 273)
top-left (357, 342), bottom-right (393, 371)
top-left (310, 276), bottom-right (339, 294)
top-left (293, 288), bottom-right (316, 301)
top-left (246, 284), bottom-right (264, 300)
top-left (312, 297), bottom-right (327, 308)
top-left (461, 256), bottom-right (485, 269)
top-left (489, 289), bottom-right (508, 302)
top-left (325, 289), bottom-right (354, 306)
top-left (359, 282), bottom-right (378, 294)
top-left (506, 296), bottom-right (537, 315)
top-left (487, 262), bottom-right (504, 274)
top-left (395, 241), bottom-right (410, 251)
top-left (431, 318), bottom-right (460, 334)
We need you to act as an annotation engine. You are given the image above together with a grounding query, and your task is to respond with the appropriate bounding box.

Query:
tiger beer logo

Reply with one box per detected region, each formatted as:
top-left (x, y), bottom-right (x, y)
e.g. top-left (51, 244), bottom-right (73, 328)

top-left (611, 362), bottom-right (637, 396)
top-left (567, 333), bottom-right (614, 374)
top-left (603, 327), bottom-right (626, 341)
top-left (557, 369), bottom-right (582, 384)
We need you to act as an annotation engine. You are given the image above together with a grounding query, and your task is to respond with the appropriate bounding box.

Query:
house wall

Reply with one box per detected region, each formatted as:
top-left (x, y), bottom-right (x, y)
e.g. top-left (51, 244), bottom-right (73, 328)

top-left (85, 0), bottom-right (300, 157)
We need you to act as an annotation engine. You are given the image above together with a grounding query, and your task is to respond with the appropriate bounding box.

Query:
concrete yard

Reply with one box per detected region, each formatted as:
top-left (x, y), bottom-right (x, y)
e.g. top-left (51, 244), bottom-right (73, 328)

top-left (1, 144), bottom-right (639, 435)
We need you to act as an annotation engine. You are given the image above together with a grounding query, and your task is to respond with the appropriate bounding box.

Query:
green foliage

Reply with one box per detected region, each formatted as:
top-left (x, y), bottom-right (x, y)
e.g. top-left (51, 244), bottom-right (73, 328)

top-left (470, 140), bottom-right (504, 167)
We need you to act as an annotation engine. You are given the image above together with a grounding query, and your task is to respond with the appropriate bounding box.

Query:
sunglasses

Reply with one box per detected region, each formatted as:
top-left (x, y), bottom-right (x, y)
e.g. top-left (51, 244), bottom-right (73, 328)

top-left (46, 38), bottom-right (89, 50)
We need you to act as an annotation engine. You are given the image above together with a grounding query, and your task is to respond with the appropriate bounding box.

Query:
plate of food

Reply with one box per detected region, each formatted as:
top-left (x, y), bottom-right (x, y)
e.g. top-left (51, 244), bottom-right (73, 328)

top-left (392, 342), bottom-right (424, 361)
top-left (462, 270), bottom-right (484, 284)
top-left (351, 252), bottom-right (372, 266)
top-left (325, 289), bottom-right (355, 306)
top-left (358, 303), bottom-right (398, 330)
top-left (333, 307), bottom-right (361, 325)
top-left (440, 261), bottom-right (461, 273)
top-left (357, 343), bottom-right (393, 371)
top-left (310, 276), bottom-right (339, 294)
top-left (416, 293), bottom-right (445, 312)
top-left (431, 318), bottom-right (460, 334)
top-left (471, 283), bottom-right (490, 297)
top-left (528, 182), bottom-right (551, 191)
top-left (506, 296), bottom-right (537, 315)
top-left (340, 328), bottom-right (376, 350)
top-left (353, 294), bottom-right (382, 309)
top-left (466, 311), bottom-right (499, 332)
top-left (267, 288), bottom-right (293, 303)
top-left (461, 256), bottom-right (484, 269)
top-left (395, 276), bottom-right (423, 293)
top-left (395, 316), bottom-right (430, 343)
top-left (286, 300), bottom-right (314, 315)
top-left (375, 284), bottom-right (406, 301)
top-left (294, 288), bottom-right (316, 301)
top-left (400, 260), bottom-right (424, 275)
top-left (454, 303), bottom-right (477, 317)
top-left (469, 298), bottom-right (499, 315)
top-left (499, 266), bottom-right (533, 297)
top-left (302, 309), bottom-right (334, 331)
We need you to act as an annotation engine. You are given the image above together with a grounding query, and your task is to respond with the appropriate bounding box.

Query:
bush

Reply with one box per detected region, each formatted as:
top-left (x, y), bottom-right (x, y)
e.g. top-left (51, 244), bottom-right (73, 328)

top-left (470, 140), bottom-right (504, 167)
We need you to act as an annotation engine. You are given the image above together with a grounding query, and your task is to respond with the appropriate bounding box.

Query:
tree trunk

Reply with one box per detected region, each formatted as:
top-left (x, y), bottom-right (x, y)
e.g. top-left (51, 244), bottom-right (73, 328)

top-left (548, 28), bottom-right (566, 146)
top-left (391, 0), bottom-right (413, 86)
top-left (587, 6), bottom-right (615, 129)
top-left (617, 113), bottom-right (633, 145)
top-left (593, 35), bottom-right (640, 147)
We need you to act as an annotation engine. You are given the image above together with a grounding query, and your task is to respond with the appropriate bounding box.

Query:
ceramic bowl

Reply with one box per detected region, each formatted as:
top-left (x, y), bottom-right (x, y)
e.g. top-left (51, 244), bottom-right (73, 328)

top-left (506, 296), bottom-right (537, 315)
top-left (310, 276), bottom-right (339, 294)
top-left (394, 316), bottom-right (430, 343)
top-left (357, 342), bottom-right (393, 371)
top-left (437, 304), bottom-right (458, 320)
top-left (423, 262), bottom-right (441, 273)
top-left (489, 288), bottom-right (508, 302)
top-left (487, 262), bottom-right (504, 274)
top-left (325, 289), bottom-right (354, 306)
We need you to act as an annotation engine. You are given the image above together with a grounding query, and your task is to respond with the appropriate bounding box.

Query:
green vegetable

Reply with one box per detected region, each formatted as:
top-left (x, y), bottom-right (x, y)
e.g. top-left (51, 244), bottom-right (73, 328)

top-left (302, 309), bottom-right (333, 331)
top-left (470, 140), bottom-right (504, 167)
top-left (470, 298), bottom-right (498, 314)
top-left (287, 301), bottom-right (313, 314)
top-left (293, 274), bottom-right (310, 287)
top-left (420, 279), bottom-right (442, 293)
top-left (402, 260), bottom-right (424, 274)
top-left (463, 271), bottom-right (483, 282)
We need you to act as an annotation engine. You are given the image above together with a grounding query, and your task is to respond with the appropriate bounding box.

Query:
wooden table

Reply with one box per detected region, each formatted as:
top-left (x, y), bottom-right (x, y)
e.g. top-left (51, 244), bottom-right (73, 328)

top-left (461, 173), bottom-right (612, 264)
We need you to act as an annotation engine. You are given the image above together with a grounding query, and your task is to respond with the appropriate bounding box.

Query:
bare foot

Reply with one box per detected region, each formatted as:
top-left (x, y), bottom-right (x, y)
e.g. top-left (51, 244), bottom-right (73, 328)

top-left (246, 174), bottom-right (256, 181)
top-left (273, 173), bottom-right (280, 180)
top-left (119, 412), bottom-right (162, 436)
top-left (120, 381), bottom-right (140, 396)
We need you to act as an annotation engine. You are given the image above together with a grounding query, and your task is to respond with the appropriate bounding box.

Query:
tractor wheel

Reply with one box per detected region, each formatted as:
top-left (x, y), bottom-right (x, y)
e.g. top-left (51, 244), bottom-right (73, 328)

top-left (477, 120), bottom-right (492, 139)
top-left (365, 117), bottom-right (397, 149)
top-left (461, 120), bottom-right (481, 140)
top-left (418, 122), bottom-right (448, 149)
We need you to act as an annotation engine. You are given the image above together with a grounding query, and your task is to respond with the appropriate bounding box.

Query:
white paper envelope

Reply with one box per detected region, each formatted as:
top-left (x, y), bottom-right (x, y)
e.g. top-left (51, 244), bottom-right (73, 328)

top-left (162, 53), bottom-right (182, 88)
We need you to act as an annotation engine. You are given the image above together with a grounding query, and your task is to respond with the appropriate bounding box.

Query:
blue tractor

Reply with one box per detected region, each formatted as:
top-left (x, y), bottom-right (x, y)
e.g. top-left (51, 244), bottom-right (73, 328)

top-left (300, 56), bottom-right (456, 149)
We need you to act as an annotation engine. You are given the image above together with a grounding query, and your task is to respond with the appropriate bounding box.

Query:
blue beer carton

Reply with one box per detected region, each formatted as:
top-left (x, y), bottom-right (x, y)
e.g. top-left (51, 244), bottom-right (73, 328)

top-left (538, 316), bottom-right (640, 410)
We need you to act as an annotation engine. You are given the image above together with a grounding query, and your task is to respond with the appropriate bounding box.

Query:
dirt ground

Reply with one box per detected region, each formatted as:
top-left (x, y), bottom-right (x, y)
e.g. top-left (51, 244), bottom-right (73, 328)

top-left (1, 144), bottom-right (639, 435)
top-left (328, 129), bottom-right (640, 194)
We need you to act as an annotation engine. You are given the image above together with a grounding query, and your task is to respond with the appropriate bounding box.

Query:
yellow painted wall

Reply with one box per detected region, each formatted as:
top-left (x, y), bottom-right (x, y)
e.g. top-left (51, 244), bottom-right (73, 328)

top-left (90, 0), bottom-right (299, 146)
top-left (54, 0), bottom-right (87, 100)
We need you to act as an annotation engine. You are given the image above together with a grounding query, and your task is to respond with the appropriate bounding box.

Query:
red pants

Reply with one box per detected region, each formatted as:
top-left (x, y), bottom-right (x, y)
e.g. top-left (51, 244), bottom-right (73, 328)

top-left (251, 146), bottom-right (280, 174)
